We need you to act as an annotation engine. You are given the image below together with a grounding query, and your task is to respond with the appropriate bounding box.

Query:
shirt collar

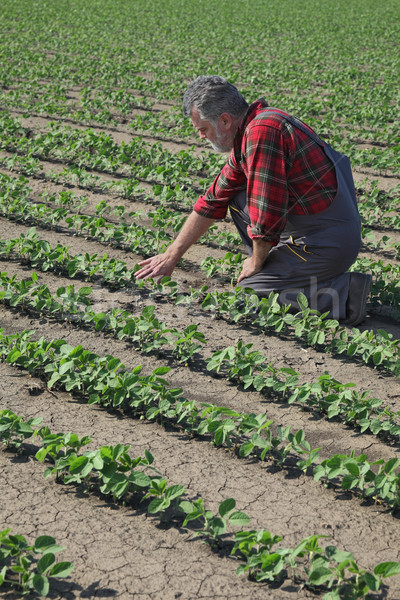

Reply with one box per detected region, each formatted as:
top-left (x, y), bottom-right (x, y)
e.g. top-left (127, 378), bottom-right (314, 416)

top-left (235, 98), bottom-right (269, 142)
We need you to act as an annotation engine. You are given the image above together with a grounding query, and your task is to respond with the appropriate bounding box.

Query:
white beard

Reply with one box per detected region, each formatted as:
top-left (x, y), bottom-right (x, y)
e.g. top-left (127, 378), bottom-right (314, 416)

top-left (208, 126), bottom-right (233, 153)
top-left (208, 138), bottom-right (232, 153)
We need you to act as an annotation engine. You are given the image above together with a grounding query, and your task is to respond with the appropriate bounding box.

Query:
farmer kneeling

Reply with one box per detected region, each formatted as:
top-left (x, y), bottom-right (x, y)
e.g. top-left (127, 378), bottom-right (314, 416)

top-left (135, 75), bottom-right (371, 326)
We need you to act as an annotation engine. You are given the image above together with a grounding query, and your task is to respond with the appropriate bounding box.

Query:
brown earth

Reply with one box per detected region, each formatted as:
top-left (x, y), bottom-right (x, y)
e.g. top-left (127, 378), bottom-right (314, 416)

top-left (1, 107), bottom-right (400, 600)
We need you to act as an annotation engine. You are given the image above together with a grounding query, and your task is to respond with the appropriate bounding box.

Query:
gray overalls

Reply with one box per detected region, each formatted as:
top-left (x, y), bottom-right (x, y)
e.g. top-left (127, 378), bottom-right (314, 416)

top-left (229, 111), bottom-right (361, 320)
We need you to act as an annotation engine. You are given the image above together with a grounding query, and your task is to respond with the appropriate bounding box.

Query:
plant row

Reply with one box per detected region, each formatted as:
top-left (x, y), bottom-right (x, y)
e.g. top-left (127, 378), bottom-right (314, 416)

top-left (0, 271), bottom-right (399, 443)
top-left (200, 288), bottom-right (400, 373)
top-left (1, 117), bottom-right (400, 247)
top-left (1, 329), bottom-right (400, 510)
top-left (1, 78), bottom-right (399, 178)
top-left (0, 229), bottom-right (398, 375)
top-left (0, 271), bottom-right (206, 363)
top-left (3, 409), bottom-right (400, 599)
top-left (0, 170), bottom-right (398, 316)
top-left (0, 112), bottom-right (222, 186)
top-left (1, 174), bottom-right (398, 309)
top-left (2, 110), bottom-right (400, 234)
top-left (0, 172), bottom-right (239, 255)
top-left (357, 181), bottom-right (400, 230)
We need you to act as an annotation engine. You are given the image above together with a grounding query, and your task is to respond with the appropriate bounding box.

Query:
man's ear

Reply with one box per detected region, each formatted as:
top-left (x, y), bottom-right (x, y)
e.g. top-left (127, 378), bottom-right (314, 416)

top-left (219, 113), bottom-right (233, 130)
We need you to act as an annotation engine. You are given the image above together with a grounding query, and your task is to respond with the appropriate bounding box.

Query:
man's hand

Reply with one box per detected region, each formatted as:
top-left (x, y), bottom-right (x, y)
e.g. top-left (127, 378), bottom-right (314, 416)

top-left (237, 256), bottom-right (263, 284)
top-left (135, 252), bottom-right (178, 281)
top-left (237, 239), bottom-right (273, 284)
top-left (134, 211), bottom-right (216, 282)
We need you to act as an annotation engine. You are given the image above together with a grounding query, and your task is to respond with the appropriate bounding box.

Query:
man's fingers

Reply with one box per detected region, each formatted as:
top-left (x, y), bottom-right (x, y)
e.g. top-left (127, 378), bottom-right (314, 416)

top-left (135, 253), bottom-right (176, 281)
top-left (137, 258), bottom-right (152, 267)
top-left (135, 265), bottom-right (156, 279)
top-left (135, 256), bottom-right (160, 279)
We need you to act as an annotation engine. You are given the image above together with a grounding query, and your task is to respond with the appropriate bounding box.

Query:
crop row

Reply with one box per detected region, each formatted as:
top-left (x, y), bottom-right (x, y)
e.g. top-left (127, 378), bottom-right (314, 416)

top-left (0, 172), bottom-right (238, 253)
top-left (0, 169), bottom-right (399, 312)
top-left (1, 1), bottom-right (399, 135)
top-left (0, 83), bottom-right (156, 126)
top-left (0, 272), bottom-right (206, 363)
top-left (0, 112), bottom-right (223, 185)
top-left (357, 182), bottom-right (400, 230)
top-left (1, 111), bottom-right (400, 231)
top-left (1, 177), bottom-right (398, 301)
top-left (199, 251), bottom-right (400, 321)
top-left (1, 148), bottom-right (399, 272)
top-left (2, 409), bottom-right (400, 598)
top-left (1, 150), bottom-right (400, 276)
top-left (1, 76), bottom-right (399, 178)
top-left (1, 329), bottom-right (400, 511)
top-left (1, 271), bottom-right (399, 444)
top-left (0, 230), bottom-right (398, 375)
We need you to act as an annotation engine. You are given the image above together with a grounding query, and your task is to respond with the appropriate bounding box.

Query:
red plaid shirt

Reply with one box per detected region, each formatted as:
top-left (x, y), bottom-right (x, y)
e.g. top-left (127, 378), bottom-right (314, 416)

top-left (194, 99), bottom-right (337, 245)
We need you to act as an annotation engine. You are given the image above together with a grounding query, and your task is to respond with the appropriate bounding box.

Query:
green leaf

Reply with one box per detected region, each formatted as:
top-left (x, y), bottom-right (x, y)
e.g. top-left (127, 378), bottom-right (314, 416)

top-left (341, 474), bottom-right (357, 490)
top-left (324, 546), bottom-right (353, 562)
top-left (34, 536), bottom-right (56, 551)
top-left (374, 561), bottom-right (400, 578)
top-left (322, 591), bottom-right (341, 600)
top-left (148, 497), bottom-right (166, 513)
top-left (344, 461), bottom-right (360, 477)
top-left (144, 449), bottom-right (154, 464)
top-left (6, 349), bottom-right (21, 363)
top-left (239, 441), bottom-right (254, 457)
top-left (49, 561), bottom-right (74, 578)
top-left (101, 461), bottom-right (117, 479)
top-left (384, 458), bottom-right (399, 474)
top-left (68, 456), bottom-right (91, 475)
top-left (152, 366), bottom-right (170, 375)
top-left (218, 498), bottom-right (235, 518)
top-left (164, 485), bottom-right (185, 501)
top-left (59, 360), bottom-right (75, 375)
top-left (37, 552), bottom-right (55, 574)
top-left (309, 565), bottom-right (332, 585)
top-left (210, 517), bottom-right (226, 536)
top-left (33, 573), bottom-right (49, 596)
top-left (178, 500), bottom-right (194, 514)
top-left (214, 428), bottom-right (225, 446)
top-left (229, 511), bottom-right (250, 526)
top-left (78, 286), bottom-right (92, 296)
top-left (296, 293), bottom-right (309, 312)
top-left (363, 572), bottom-right (380, 591)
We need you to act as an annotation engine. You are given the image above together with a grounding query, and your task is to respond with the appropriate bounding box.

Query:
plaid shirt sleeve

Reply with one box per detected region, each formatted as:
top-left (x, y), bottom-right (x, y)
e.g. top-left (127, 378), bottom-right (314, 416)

top-left (193, 156), bottom-right (246, 221)
top-left (194, 108), bottom-right (336, 245)
top-left (243, 121), bottom-right (289, 243)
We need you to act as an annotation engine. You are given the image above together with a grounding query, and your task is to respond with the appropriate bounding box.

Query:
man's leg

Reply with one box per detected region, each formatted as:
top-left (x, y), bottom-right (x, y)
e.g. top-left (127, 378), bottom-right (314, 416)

top-left (228, 191), bottom-right (368, 322)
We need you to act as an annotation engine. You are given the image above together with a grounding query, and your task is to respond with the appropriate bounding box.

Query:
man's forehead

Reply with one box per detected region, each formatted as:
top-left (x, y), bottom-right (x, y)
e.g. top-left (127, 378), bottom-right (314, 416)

top-left (190, 107), bottom-right (209, 128)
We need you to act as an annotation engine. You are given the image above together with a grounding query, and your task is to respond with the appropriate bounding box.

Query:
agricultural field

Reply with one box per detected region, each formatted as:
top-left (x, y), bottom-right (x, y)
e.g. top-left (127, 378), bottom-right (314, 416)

top-left (1, 0), bottom-right (400, 598)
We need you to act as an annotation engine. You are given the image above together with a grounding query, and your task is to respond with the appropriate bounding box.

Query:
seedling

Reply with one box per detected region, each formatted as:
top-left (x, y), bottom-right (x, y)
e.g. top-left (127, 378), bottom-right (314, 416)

top-left (0, 529), bottom-right (73, 597)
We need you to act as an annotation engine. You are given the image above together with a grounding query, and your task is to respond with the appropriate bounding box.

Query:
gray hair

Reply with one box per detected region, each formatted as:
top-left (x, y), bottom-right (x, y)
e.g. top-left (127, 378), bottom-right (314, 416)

top-left (182, 75), bottom-right (248, 124)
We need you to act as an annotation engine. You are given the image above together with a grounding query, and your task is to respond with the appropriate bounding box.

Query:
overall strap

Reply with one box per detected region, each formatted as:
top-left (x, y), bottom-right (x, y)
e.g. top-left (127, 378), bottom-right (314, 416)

top-left (262, 108), bottom-right (326, 148)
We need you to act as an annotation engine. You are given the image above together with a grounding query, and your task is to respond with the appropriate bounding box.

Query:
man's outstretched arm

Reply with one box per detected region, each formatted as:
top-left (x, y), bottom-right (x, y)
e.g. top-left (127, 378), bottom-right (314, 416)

top-left (134, 211), bottom-right (216, 281)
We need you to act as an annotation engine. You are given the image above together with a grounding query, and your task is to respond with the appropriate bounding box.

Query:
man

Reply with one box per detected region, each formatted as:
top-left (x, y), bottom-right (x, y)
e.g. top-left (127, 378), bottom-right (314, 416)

top-left (135, 75), bottom-right (371, 325)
